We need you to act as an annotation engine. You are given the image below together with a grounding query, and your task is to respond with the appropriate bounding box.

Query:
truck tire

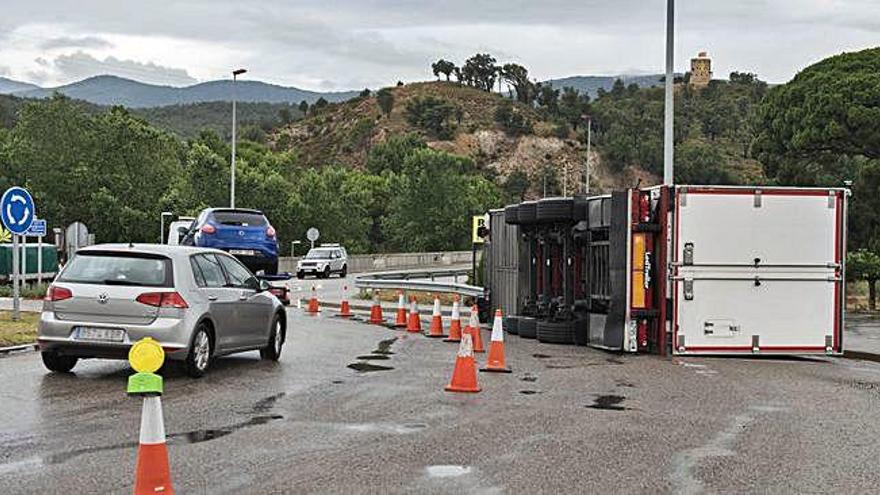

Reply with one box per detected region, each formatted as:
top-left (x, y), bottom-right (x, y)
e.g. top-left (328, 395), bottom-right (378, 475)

top-left (537, 319), bottom-right (575, 345)
top-left (518, 201), bottom-right (538, 224)
top-left (504, 316), bottom-right (520, 335)
top-left (518, 317), bottom-right (537, 339)
top-left (504, 205), bottom-right (520, 225)
top-left (537, 197), bottom-right (574, 223)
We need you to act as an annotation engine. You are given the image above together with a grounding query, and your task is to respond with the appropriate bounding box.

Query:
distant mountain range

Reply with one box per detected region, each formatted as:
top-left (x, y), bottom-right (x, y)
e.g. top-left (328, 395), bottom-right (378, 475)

top-left (544, 74), bottom-right (681, 97)
top-left (0, 73), bottom-right (681, 109)
top-left (0, 75), bottom-right (359, 108)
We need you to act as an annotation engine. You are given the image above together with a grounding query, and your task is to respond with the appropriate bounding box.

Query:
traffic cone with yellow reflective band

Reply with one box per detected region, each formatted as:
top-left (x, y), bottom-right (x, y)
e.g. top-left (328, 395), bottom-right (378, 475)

top-left (444, 295), bottom-right (463, 343)
top-left (406, 298), bottom-right (422, 333)
top-left (306, 286), bottom-right (319, 314)
top-left (444, 333), bottom-right (480, 393)
top-left (128, 338), bottom-right (173, 495)
top-left (466, 305), bottom-right (484, 353)
top-left (338, 286), bottom-right (353, 318)
top-left (368, 291), bottom-right (384, 325)
top-left (427, 295), bottom-right (445, 338)
top-left (393, 291), bottom-right (407, 328)
top-left (480, 309), bottom-right (511, 373)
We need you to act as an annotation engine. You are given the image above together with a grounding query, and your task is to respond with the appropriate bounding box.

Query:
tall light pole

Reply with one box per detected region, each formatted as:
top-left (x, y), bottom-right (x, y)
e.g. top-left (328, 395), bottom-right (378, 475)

top-left (231, 68), bottom-right (247, 208)
top-left (663, 0), bottom-right (675, 185)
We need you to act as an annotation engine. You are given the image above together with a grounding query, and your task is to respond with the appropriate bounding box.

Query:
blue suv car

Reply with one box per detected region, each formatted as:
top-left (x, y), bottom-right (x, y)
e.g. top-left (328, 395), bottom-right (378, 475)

top-left (183, 208), bottom-right (279, 274)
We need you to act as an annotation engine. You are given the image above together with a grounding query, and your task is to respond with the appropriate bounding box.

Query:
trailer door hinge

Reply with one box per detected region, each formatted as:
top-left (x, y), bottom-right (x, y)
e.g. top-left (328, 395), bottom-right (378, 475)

top-left (753, 190), bottom-right (763, 208)
top-left (679, 188), bottom-right (687, 207)
top-left (751, 335), bottom-right (760, 353)
top-left (828, 191), bottom-right (836, 209)
top-left (677, 335), bottom-right (686, 352)
top-left (825, 335), bottom-right (833, 354)
top-left (683, 278), bottom-right (694, 300)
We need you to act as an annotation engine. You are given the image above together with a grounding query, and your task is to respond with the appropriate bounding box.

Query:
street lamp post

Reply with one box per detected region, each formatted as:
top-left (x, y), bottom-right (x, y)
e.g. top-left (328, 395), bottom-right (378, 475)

top-left (160, 211), bottom-right (173, 244)
top-left (582, 114), bottom-right (592, 195)
top-left (291, 240), bottom-right (301, 257)
top-left (663, 0), bottom-right (675, 185)
top-left (231, 68), bottom-right (247, 208)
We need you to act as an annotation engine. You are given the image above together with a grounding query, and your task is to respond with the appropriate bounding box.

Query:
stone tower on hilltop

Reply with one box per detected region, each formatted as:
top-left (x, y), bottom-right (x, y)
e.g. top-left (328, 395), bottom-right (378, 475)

top-left (690, 51), bottom-right (712, 88)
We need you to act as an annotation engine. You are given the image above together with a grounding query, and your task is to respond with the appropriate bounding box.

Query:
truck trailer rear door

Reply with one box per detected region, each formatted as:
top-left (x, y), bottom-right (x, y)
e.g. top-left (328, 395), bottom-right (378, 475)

top-left (672, 187), bottom-right (845, 355)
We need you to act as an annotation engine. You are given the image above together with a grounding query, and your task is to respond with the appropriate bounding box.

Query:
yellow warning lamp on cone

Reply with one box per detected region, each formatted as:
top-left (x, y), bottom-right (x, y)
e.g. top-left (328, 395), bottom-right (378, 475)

top-left (128, 337), bottom-right (165, 396)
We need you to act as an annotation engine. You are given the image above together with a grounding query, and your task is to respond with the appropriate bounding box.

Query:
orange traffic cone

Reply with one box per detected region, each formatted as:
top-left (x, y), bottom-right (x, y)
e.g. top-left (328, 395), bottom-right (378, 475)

top-left (466, 305), bottom-right (484, 353)
top-left (306, 286), bottom-right (319, 314)
top-left (444, 296), bottom-right (463, 343)
top-left (393, 291), bottom-right (407, 328)
top-left (338, 286), bottom-right (353, 318)
top-left (481, 309), bottom-right (511, 373)
top-left (445, 333), bottom-right (481, 393)
top-left (368, 291), bottom-right (384, 325)
top-left (427, 295), bottom-right (445, 338)
top-left (133, 396), bottom-right (173, 494)
top-left (406, 298), bottom-right (422, 333)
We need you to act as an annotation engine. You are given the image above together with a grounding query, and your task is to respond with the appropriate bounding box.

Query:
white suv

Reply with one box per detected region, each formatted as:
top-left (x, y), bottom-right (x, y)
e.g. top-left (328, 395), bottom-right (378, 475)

top-left (296, 244), bottom-right (348, 279)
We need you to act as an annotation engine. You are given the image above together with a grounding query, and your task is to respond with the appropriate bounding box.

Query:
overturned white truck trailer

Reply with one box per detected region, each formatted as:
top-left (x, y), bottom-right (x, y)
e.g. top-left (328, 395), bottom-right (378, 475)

top-left (487, 185), bottom-right (848, 356)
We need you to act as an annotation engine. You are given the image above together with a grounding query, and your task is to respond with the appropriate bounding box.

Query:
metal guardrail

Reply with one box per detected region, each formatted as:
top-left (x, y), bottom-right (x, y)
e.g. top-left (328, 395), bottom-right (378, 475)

top-left (354, 265), bottom-right (485, 297)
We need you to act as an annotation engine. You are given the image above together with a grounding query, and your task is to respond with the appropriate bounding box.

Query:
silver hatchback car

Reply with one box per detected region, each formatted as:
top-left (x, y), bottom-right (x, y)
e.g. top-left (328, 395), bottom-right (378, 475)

top-left (38, 244), bottom-right (287, 377)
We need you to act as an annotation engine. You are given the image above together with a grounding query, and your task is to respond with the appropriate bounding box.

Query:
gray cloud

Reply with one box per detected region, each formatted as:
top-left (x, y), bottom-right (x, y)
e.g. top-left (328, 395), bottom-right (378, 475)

top-left (39, 36), bottom-right (113, 50)
top-left (0, 0), bottom-right (878, 88)
top-left (52, 51), bottom-right (197, 86)
top-left (0, 66), bottom-right (9, 76)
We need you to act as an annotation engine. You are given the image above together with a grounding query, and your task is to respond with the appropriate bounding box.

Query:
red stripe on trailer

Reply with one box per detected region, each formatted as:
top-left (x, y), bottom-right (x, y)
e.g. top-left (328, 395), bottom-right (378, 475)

top-left (673, 189), bottom-right (681, 351)
top-left (684, 187), bottom-right (835, 197)
top-left (656, 187), bottom-right (669, 356)
top-left (833, 192), bottom-right (842, 352)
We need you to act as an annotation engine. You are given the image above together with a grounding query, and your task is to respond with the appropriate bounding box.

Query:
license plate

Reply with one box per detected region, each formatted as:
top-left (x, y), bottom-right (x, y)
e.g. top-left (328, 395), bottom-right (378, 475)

top-left (74, 327), bottom-right (125, 342)
top-left (229, 249), bottom-right (255, 256)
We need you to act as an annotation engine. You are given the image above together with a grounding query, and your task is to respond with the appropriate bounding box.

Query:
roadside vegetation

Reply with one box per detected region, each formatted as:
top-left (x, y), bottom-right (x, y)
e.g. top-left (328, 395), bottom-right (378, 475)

top-left (0, 311), bottom-right (38, 347)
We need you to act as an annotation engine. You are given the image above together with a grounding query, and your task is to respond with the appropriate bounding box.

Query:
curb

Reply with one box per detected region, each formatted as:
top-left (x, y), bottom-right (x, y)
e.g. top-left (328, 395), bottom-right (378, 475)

top-left (0, 343), bottom-right (38, 357)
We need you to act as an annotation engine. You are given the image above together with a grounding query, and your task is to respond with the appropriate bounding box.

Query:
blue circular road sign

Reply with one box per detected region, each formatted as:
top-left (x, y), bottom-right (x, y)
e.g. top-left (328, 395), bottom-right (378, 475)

top-left (1, 187), bottom-right (36, 235)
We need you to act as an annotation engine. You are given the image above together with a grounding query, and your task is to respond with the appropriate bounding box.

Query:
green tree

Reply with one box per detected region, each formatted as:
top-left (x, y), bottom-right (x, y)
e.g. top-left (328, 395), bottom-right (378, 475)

top-left (558, 87), bottom-right (590, 130)
top-left (502, 169), bottom-right (530, 202)
top-left (278, 107), bottom-right (294, 126)
top-left (848, 249), bottom-right (880, 310)
top-left (431, 59), bottom-right (456, 81)
top-left (405, 96), bottom-right (458, 140)
top-left (298, 100), bottom-right (309, 114)
top-left (499, 63), bottom-right (534, 104)
top-left (359, 88), bottom-right (371, 98)
top-left (494, 100), bottom-right (533, 136)
top-left (461, 53), bottom-right (498, 92)
top-left (366, 133), bottom-right (426, 174)
top-left (376, 88), bottom-right (394, 117)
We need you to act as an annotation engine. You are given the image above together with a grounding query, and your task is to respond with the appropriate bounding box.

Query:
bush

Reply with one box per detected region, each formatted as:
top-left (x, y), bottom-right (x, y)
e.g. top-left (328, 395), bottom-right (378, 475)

top-left (405, 96), bottom-right (458, 140)
top-left (494, 101), bottom-right (533, 136)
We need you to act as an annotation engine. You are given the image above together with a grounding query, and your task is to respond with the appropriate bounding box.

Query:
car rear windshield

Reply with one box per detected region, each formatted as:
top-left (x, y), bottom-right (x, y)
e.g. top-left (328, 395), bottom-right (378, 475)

top-left (58, 252), bottom-right (173, 287)
top-left (211, 210), bottom-right (267, 227)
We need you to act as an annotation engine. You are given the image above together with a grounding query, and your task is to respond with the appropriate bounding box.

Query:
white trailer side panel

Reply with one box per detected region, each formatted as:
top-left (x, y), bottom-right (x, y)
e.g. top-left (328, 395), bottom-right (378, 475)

top-left (673, 188), bottom-right (844, 355)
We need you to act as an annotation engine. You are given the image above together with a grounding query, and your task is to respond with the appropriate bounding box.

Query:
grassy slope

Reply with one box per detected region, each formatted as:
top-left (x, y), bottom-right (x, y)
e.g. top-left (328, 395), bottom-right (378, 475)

top-left (0, 311), bottom-right (39, 347)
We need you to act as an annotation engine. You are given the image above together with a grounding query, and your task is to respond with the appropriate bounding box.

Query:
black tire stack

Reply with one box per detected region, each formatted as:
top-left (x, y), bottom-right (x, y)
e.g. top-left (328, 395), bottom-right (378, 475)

top-left (503, 316), bottom-right (520, 335)
top-left (537, 320), bottom-right (575, 345)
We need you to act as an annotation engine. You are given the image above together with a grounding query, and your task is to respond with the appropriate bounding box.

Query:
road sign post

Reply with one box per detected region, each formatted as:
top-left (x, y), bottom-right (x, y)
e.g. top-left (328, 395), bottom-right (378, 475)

top-left (2, 187), bottom-right (36, 322)
top-left (26, 220), bottom-right (47, 286)
top-left (306, 227), bottom-right (320, 251)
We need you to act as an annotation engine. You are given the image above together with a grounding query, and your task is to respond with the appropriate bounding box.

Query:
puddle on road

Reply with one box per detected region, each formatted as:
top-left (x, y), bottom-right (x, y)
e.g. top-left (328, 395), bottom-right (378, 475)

top-left (587, 395), bottom-right (629, 411)
top-left (374, 338), bottom-right (398, 355)
top-left (520, 374), bottom-right (538, 382)
top-left (426, 465), bottom-right (472, 478)
top-left (173, 414), bottom-right (285, 444)
top-left (253, 393), bottom-right (285, 413)
top-left (344, 422), bottom-right (427, 434)
top-left (606, 357), bottom-right (624, 365)
top-left (332, 380), bottom-right (345, 384)
top-left (348, 338), bottom-right (398, 372)
top-left (519, 390), bottom-right (541, 395)
top-left (347, 362), bottom-right (394, 372)
top-left (532, 353), bottom-right (553, 359)
top-left (546, 364), bottom-right (575, 369)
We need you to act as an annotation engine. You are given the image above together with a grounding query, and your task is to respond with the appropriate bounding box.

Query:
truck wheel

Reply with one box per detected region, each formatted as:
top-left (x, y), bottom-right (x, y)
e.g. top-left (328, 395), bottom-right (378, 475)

top-left (537, 197), bottom-right (574, 223)
top-left (518, 317), bottom-right (537, 339)
top-left (296, 271), bottom-right (305, 279)
top-left (41, 352), bottom-right (78, 373)
top-left (504, 316), bottom-right (521, 335)
top-left (537, 320), bottom-right (575, 345)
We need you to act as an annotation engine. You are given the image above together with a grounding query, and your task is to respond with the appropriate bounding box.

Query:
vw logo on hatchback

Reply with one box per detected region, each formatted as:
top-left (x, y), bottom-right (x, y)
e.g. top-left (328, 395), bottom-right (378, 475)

top-left (97, 293), bottom-right (109, 304)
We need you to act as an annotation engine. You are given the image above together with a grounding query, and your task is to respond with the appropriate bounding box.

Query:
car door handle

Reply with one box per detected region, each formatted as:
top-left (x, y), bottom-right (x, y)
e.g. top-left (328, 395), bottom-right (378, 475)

top-left (208, 295), bottom-right (218, 301)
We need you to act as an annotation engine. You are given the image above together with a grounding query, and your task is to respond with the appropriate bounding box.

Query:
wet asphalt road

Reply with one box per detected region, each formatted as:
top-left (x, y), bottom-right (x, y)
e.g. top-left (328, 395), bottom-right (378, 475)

top-left (2, 309), bottom-right (880, 494)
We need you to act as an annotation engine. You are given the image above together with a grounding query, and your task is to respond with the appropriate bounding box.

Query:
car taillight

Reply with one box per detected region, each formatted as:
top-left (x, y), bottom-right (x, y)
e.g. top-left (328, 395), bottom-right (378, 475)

top-left (200, 224), bottom-right (216, 234)
top-left (136, 292), bottom-right (189, 308)
top-left (266, 226), bottom-right (276, 238)
top-left (45, 285), bottom-right (73, 302)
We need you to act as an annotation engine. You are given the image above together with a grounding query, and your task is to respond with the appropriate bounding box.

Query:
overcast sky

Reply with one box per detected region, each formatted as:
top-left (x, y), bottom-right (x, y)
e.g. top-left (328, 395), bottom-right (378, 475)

top-left (1, 0), bottom-right (878, 90)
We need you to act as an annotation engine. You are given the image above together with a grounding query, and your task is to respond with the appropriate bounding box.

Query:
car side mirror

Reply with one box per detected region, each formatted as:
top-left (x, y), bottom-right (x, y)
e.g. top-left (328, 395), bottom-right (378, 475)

top-left (258, 279), bottom-right (271, 292)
